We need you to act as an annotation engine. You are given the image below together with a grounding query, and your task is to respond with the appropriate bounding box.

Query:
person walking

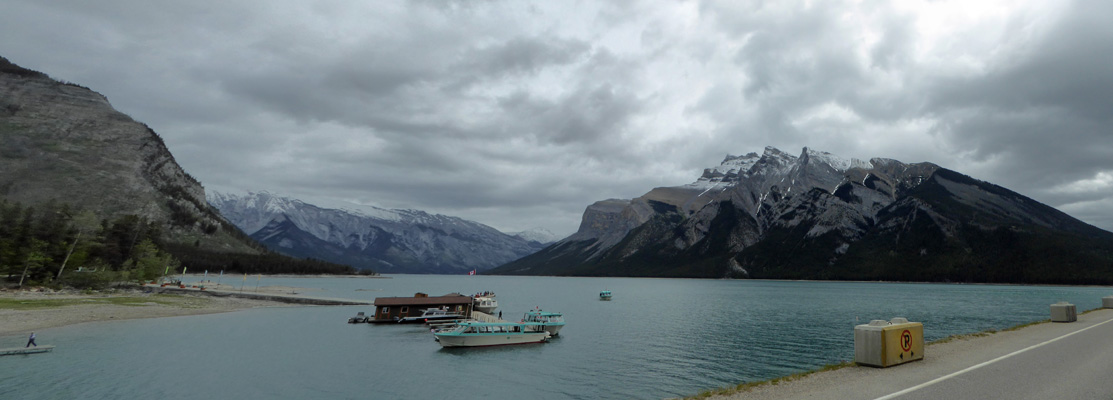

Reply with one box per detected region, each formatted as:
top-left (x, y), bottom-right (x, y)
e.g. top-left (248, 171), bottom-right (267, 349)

top-left (26, 332), bottom-right (36, 347)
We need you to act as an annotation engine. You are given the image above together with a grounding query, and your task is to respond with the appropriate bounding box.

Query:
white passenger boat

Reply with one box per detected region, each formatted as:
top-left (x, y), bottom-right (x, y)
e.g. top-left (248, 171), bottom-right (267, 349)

top-left (522, 308), bottom-right (565, 336)
top-left (433, 321), bottom-right (550, 347)
top-left (397, 308), bottom-right (466, 324)
top-left (599, 290), bottom-right (612, 300)
top-left (472, 292), bottom-right (498, 314)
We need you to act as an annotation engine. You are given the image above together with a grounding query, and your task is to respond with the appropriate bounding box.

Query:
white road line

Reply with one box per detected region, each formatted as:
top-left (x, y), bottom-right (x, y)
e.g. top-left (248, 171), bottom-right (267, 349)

top-left (873, 315), bottom-right (1113, 400)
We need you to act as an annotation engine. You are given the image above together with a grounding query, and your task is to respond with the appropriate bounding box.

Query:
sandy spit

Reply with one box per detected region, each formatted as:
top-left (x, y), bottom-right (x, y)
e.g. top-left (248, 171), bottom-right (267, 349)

top-left (0, 287), bottom-right (297, 337)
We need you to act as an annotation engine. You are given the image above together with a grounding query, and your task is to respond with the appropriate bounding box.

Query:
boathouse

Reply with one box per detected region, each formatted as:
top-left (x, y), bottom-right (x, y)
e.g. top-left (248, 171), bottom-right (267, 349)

top-left (371, 292), bottom-right (473, 323)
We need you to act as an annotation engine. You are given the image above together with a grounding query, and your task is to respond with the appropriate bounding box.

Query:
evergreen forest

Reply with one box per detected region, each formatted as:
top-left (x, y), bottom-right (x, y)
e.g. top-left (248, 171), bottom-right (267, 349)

top-left (0, 199), bottom-right (368, 289)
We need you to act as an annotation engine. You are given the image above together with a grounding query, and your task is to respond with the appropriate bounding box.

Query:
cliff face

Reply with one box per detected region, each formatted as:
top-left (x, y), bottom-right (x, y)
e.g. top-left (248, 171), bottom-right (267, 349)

top-left (0, 56), bottom-right (253, 253)
top-left (491, 147), bottom-right (1113, 284)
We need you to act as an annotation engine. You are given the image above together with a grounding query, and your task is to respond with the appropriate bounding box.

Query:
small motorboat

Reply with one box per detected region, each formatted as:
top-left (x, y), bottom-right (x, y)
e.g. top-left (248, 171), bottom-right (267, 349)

top-left (599, 290), bottom-right (612, 300)
top-left (347, 312), bottom-right (368, 323)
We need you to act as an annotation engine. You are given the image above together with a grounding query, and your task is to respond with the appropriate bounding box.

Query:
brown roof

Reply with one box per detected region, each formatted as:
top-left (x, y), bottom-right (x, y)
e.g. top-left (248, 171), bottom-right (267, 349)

top-left (374, 295), bottom-right (472, 307)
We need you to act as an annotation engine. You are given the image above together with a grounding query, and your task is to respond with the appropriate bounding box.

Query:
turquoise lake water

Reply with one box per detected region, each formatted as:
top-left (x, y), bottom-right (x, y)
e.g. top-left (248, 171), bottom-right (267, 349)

top-left (2, 275), bottom-right (1111, 399)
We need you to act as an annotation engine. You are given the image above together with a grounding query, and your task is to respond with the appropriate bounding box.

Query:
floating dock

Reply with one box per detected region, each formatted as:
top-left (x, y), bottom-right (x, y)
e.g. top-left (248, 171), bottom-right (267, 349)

top-left (1, 345), bottom-right (55, 356)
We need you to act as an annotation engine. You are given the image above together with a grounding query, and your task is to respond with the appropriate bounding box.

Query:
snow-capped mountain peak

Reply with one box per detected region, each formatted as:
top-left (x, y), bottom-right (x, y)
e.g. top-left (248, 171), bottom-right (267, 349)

top-left (800, 147), bottom-right (870, 172)
top-left (207, 191), bottom-right (548, 273)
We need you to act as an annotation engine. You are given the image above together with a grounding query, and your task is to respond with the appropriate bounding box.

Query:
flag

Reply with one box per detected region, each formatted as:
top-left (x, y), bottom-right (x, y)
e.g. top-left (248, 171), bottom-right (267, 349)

top-left (468, 269), bottom-right (476, 275)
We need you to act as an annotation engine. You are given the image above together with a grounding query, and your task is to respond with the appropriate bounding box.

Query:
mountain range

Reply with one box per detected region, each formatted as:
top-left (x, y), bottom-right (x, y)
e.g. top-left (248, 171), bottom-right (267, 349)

top-left (490, 147), bottom-right (1113, 284)
top-left (208, 191), bottom-right (551, 274)
top-left (7, 51), bottom-right (1110, 283)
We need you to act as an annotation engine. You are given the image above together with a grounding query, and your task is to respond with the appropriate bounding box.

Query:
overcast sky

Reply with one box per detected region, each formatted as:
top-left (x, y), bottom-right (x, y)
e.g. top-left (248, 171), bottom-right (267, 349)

top-left (2, 0), bottom-right (1111, 237)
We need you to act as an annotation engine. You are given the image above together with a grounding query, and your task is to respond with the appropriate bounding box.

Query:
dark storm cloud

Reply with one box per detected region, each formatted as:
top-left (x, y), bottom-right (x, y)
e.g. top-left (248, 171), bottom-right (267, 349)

top-left (919, 1), bottom-right (1113, 221)
top-left (498, 83), bottom-right (644, 146)
top-left (2, 0), bottom-right (1110, 235)
top-left (459, 37), bottom-right (591, 79)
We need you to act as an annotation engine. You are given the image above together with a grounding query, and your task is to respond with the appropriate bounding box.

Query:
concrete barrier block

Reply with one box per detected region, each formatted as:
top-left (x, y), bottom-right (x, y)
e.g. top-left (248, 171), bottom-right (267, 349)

top-left (1050, 302), bottom-right (1077, 322)
top-left (854, 317), bottom-right (924, 368)
top-left (1103, 296), bottom-right (1113, 309)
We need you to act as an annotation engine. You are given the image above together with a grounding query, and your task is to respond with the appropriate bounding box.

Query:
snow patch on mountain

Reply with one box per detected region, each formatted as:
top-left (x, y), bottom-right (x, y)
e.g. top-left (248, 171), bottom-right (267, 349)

top-left (208, 190), bottom-right (545, 273)
top-left (512, 227), bottom-right (560, 244)
top-left (803, 148), bottom-right (870, 172)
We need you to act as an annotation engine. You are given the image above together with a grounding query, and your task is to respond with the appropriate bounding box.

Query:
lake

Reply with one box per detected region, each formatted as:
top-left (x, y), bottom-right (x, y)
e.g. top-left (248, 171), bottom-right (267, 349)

top-left (2, 275), bottom-right (1111, 399)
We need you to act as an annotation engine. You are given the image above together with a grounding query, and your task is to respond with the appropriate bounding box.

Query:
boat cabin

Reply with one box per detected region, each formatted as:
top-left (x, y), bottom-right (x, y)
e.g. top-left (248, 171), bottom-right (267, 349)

top-left (440, 321), bottom-right (541, 335)
top-left (371, 293), bottom-right (473, 323)
top-left (524, 311), bottom-right (564, 324)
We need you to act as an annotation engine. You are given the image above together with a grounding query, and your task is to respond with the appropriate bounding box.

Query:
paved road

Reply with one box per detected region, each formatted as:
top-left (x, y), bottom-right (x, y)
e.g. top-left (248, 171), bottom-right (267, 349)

top-left (715, 308), bottom-right (1113, 400)
top-left (882, 311), bottom-right (1113, 400)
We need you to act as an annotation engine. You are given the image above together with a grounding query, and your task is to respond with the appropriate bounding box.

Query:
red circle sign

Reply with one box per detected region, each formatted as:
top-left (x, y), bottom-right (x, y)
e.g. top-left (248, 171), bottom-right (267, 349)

top-left (900, 330), bottom-right (912, 352)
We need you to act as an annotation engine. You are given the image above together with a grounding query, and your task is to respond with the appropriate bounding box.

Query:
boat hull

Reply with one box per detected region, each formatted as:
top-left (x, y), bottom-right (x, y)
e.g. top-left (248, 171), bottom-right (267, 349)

top-left (398, 314), bottom-right (465, 324)
top-left (435, 332), bottom-right (550, 347)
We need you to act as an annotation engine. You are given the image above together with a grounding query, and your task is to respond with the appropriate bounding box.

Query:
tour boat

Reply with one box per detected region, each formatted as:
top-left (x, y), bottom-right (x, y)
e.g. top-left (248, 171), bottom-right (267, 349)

top-left (522, 308), bottom-right (565, 336)
top-left (472, 292), bottom-right (498, 314)
top-left (432, 321), bottom-right (550, 347)
top-left (599, 290), bottom-right (612, 300)
top-left (397, 308), bottom-right (466, 324)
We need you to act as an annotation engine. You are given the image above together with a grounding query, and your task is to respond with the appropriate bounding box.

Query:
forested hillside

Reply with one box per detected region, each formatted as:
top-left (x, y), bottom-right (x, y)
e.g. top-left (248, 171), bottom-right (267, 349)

top-left (0, 200), bottom-right (363, 289)
top-left (1, 55), bottom-right (369, 287)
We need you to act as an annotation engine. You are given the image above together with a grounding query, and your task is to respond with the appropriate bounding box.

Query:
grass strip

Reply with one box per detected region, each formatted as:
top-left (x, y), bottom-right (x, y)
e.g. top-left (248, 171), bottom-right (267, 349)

top-left (684, 361), bottom-right (855, 399)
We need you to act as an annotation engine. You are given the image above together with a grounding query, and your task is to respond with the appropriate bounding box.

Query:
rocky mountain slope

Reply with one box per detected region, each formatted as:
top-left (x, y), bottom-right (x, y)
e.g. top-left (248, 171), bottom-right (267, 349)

top-left (208, 191), bottom-right (549, 274)
top-left (490, 147), bottom-right (1113, 284)
top-left (0, 55), bottom-right (254, 253)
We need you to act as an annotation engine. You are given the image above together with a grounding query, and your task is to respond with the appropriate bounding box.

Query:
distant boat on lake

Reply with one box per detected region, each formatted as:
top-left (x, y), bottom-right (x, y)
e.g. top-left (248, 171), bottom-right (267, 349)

top-left (600, 290), bottom-right (612, 300)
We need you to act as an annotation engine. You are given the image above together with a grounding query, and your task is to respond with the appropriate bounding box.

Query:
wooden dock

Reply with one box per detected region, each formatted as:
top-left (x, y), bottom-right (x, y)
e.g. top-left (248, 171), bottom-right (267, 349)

top-left (470, 310), bottom-right (505, 323)
top-left (0, 345), bottom-right (55, 356)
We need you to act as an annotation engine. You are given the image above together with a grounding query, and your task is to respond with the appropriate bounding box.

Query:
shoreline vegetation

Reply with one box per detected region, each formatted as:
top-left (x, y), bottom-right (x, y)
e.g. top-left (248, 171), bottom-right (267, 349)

top-left (681, 309), bottom-right (1105, 400)
top-left (0, 199), bottom-right (379, 295)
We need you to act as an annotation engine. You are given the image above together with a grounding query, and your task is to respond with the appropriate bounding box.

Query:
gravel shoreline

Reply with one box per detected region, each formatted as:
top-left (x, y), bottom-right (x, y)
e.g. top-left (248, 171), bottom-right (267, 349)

top-left (0, 287), bottom-right (296, 337)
